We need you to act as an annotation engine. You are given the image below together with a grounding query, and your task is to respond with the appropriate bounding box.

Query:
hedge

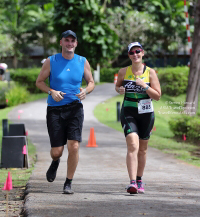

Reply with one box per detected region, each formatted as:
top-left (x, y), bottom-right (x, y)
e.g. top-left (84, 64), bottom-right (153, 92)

top-left (10, 68), bottom-right (44, 93)
top-left (157, 66), bottom-right (189, 96)
top-left (169, 115), bottom-right (200, 142)
top-left (5, 85), bottom-right (30, 107)
top-left (100, 67), bottom-right (120, 82)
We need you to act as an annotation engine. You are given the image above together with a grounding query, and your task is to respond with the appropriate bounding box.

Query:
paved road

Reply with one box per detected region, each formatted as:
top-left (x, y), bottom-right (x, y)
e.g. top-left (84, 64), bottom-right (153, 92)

top-left (9, 83), bottom-right (200, 217)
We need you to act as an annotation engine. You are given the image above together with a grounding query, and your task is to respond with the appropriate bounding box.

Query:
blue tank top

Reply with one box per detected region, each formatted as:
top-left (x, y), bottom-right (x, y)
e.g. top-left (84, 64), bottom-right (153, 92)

top-left (47, 53), bottom-right (86, 106)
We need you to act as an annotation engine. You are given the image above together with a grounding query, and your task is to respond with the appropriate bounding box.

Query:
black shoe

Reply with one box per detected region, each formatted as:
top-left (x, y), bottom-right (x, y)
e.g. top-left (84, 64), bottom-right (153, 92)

top-left (63, 183), bottom-right (74, 194)
top-left (46, 159), bottom-right (60, 182)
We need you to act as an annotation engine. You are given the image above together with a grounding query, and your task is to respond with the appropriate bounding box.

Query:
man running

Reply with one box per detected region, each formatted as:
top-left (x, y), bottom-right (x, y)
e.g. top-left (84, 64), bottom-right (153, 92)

top-left (36, 30), bottom-right (95, 194)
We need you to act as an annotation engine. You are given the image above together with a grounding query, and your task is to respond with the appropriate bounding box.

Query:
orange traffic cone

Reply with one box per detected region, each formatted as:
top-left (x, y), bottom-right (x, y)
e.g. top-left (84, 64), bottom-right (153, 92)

top-left (86, 128), bottom-right (98, 147)
top-left (114, 74), bottom-right (118, 84)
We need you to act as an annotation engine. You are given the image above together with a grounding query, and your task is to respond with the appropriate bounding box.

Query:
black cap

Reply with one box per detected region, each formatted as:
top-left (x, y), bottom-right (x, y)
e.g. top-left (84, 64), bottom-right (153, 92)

top-left (60, 30), bottom-right (77, 40)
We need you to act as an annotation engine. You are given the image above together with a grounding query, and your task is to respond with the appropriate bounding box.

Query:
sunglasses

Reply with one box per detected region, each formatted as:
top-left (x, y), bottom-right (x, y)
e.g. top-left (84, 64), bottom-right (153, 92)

top-left (128, 49), bottom-right (143, 55)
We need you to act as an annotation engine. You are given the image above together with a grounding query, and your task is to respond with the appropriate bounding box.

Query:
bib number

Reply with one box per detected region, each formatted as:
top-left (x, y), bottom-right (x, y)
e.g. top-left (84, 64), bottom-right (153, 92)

top-left (138, 99), bottom-right (154, 114)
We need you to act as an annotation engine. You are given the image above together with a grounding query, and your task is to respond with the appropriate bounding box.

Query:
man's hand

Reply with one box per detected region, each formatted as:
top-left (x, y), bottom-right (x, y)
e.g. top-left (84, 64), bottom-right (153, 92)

top-left (51, 90), bottom-right (66, 102)
top-left (76, 87), bottom-right (86, 101)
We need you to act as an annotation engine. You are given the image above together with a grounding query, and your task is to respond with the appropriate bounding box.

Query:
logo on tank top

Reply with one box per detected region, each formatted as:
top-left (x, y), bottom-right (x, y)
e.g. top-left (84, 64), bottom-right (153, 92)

top-left (66, 68), bottom-right (70, 71)
top-left (124, 80), bottom-right (150, 93)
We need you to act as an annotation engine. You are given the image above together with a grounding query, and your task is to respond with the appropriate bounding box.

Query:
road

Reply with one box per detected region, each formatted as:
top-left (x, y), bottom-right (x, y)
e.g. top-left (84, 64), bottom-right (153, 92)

top-left (8, 83), bottom-right (200, 217)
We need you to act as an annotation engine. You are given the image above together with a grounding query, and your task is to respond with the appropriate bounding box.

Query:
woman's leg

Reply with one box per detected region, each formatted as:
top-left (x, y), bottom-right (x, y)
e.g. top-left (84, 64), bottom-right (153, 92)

top-left (137, 139), bottom-right (148, 177)
top-left (126, 132), bottom-right (139, 181)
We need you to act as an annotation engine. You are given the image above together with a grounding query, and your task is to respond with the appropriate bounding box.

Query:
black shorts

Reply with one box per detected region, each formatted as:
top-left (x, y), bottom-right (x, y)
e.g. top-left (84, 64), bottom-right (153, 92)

top-left (120, 104), bottom-right (155, 140)
top-left (46, 101), bottom-right (84, 147)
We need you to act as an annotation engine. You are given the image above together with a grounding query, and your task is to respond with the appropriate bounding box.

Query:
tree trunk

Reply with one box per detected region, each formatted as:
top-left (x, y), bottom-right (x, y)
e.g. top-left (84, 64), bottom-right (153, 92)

top-left (13, 54), bottom-right (18, 69)
top-left (185, 0), bottom-right (200, 116)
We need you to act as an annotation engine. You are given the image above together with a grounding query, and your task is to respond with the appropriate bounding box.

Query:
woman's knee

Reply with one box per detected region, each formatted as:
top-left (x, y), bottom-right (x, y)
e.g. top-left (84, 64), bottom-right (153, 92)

top-left (127, 143), bottom-right (139, 153)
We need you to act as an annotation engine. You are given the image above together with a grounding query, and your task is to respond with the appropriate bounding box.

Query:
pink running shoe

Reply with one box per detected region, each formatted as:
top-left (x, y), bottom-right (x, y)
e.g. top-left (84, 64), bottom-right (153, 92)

top-left (126, 183), bottom-right (138, 194)
top-left (137, 180), bottom-right (144, 194)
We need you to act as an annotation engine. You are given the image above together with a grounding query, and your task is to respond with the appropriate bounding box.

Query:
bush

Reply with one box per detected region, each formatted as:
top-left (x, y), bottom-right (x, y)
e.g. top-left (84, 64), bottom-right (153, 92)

top-left (157, 66), bottom-right (189, 96)
top-left (10, 68), bottom-right (48, 94)
top-left (169, 115), bottom-right (200, 141)
top-left (5, 85), bottom-right (30, 107)
top-left (100, 67), bottom-right (120, 82)
top-left (0, 88), bottom-right (7, 106)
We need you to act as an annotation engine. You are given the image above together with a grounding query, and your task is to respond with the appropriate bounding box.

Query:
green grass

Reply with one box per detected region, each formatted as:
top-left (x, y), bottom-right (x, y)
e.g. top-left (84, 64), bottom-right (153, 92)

top-left (94, 94), bottom-right (200, 167)
top-left (27, 92), bottom-right (47, 102)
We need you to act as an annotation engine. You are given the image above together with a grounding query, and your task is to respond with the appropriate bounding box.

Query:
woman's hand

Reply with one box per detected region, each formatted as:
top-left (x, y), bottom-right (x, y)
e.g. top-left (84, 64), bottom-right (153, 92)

top-left (118, 86), bottom-right (125, 95)
top-left (136, 78), bottom-right (146, 88)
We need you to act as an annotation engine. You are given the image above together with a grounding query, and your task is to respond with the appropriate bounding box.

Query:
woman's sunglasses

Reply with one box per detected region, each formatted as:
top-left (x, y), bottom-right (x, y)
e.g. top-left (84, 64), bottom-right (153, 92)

top-left (128, 49), bottom-right (143, 55)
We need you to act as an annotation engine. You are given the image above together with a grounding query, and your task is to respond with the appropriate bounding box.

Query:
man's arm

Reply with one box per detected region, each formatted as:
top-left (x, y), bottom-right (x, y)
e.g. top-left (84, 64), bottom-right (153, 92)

top-left (76, 59), bottom-right (95, 100)
top-left (36, 58), bottom-right (51, 93)
top-left (36, 58), bottom-right (64, 102)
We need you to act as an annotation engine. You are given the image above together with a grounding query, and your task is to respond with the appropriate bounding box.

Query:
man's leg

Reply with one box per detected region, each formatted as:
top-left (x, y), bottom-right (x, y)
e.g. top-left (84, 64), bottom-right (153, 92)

top-left (63, 140), bottom-right (79, 194)
top-left (46, 146), bottom-right (64, 182)
top-left (67, 140), bottom-right (79, 179)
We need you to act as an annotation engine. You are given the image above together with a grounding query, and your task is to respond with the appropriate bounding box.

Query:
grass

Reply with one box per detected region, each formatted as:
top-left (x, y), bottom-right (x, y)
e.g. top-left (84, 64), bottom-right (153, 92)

top-left (94, 93), bottom-right (200, 167)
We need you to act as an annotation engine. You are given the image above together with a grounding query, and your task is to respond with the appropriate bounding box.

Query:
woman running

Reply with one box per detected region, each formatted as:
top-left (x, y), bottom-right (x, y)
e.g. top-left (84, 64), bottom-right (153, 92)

top-left (115, 42), bottom-right (161, 194)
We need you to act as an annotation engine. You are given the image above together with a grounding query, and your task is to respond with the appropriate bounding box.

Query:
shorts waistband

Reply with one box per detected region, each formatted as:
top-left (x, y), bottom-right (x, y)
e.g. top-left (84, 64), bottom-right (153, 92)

top-left (124, 97), bottom-right (150, 102)
top-left (48, 100), bottom-right (80, 109)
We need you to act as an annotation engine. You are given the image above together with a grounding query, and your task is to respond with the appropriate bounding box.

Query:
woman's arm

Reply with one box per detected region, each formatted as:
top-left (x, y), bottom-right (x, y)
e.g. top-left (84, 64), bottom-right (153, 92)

top-left (115, 68), bottom-right (126, 95)
top-left (136, 68), bottom-right (161, 101)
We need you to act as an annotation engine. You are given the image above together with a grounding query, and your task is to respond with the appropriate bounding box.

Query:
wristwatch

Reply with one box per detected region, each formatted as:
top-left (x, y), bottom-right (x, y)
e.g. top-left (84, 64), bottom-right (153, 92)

top-left (48, 90), bottom-right (52, 95)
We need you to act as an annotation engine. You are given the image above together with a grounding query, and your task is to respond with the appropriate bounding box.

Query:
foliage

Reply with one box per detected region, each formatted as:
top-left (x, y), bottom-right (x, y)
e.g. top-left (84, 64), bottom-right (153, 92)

top-left (53, 0), bottom-right (119, 68)
top-left (5, 85), bottom-right (30, 106)
top-left (0, 0), bottom-right (41, 67)
top-left (10, 68), bottom-right (43, 93)
top-left (100, 67), bottom-right (120, 82)
top-left (105, 6), bottom-right (156, 62)
top-left (169, 115), bottom-right (200, 141)
top-left (0, 88), bottom-right (7, 106)
top-left (25, 1), bottom-right (55, 57)
top-left (157, 66), bottom-right (189, 96)
top-left (129, 0), bottom-right (187, 54)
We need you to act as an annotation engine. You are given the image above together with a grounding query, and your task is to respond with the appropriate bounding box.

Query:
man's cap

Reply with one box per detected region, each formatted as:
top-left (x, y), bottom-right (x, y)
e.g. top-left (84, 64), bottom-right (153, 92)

top-left (60, 30), bottom-right (77, 39)
top-left (128, 42), bottom-right (143, 52)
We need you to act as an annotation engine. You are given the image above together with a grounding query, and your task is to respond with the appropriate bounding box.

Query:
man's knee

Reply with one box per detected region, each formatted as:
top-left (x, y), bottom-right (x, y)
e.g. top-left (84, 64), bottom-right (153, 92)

top-left (51, 147), bottom-right (63, 159)
top-left (68, 141), bottom-right (79, 154)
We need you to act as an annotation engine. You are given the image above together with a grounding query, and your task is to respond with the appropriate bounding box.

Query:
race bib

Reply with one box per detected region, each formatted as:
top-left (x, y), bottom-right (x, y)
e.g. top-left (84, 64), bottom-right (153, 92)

top-left (138, 99), bottom-right (154, 114)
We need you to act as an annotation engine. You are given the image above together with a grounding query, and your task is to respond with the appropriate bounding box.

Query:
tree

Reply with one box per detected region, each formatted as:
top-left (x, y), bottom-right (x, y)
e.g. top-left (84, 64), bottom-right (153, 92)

top-left (26, 2), bottom-right (55, 58)
top-left (185, 0), bottom-right (200, 115)
top-left (53, 0), bottom-right (118, 68)
top-left (105, 6), bottom-right (156, 66)
top-left (1, 0), bottom-right (40, 68)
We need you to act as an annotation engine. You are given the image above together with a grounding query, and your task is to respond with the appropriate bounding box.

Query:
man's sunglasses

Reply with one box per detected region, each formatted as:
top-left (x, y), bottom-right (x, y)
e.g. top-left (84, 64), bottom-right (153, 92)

top-left (128, 49), bottom-right (143, 55)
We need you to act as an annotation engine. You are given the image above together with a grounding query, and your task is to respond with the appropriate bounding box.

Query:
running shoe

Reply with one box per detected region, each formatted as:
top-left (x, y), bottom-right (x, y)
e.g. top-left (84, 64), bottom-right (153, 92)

top-left (126, 183), bottom-right (138, 194)
top-left (46, 159), bottom-right (60, 182)
top-left (137, 180), bottom-right (144, 194)
top-left (63, 183), bottom-right (74, 194)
